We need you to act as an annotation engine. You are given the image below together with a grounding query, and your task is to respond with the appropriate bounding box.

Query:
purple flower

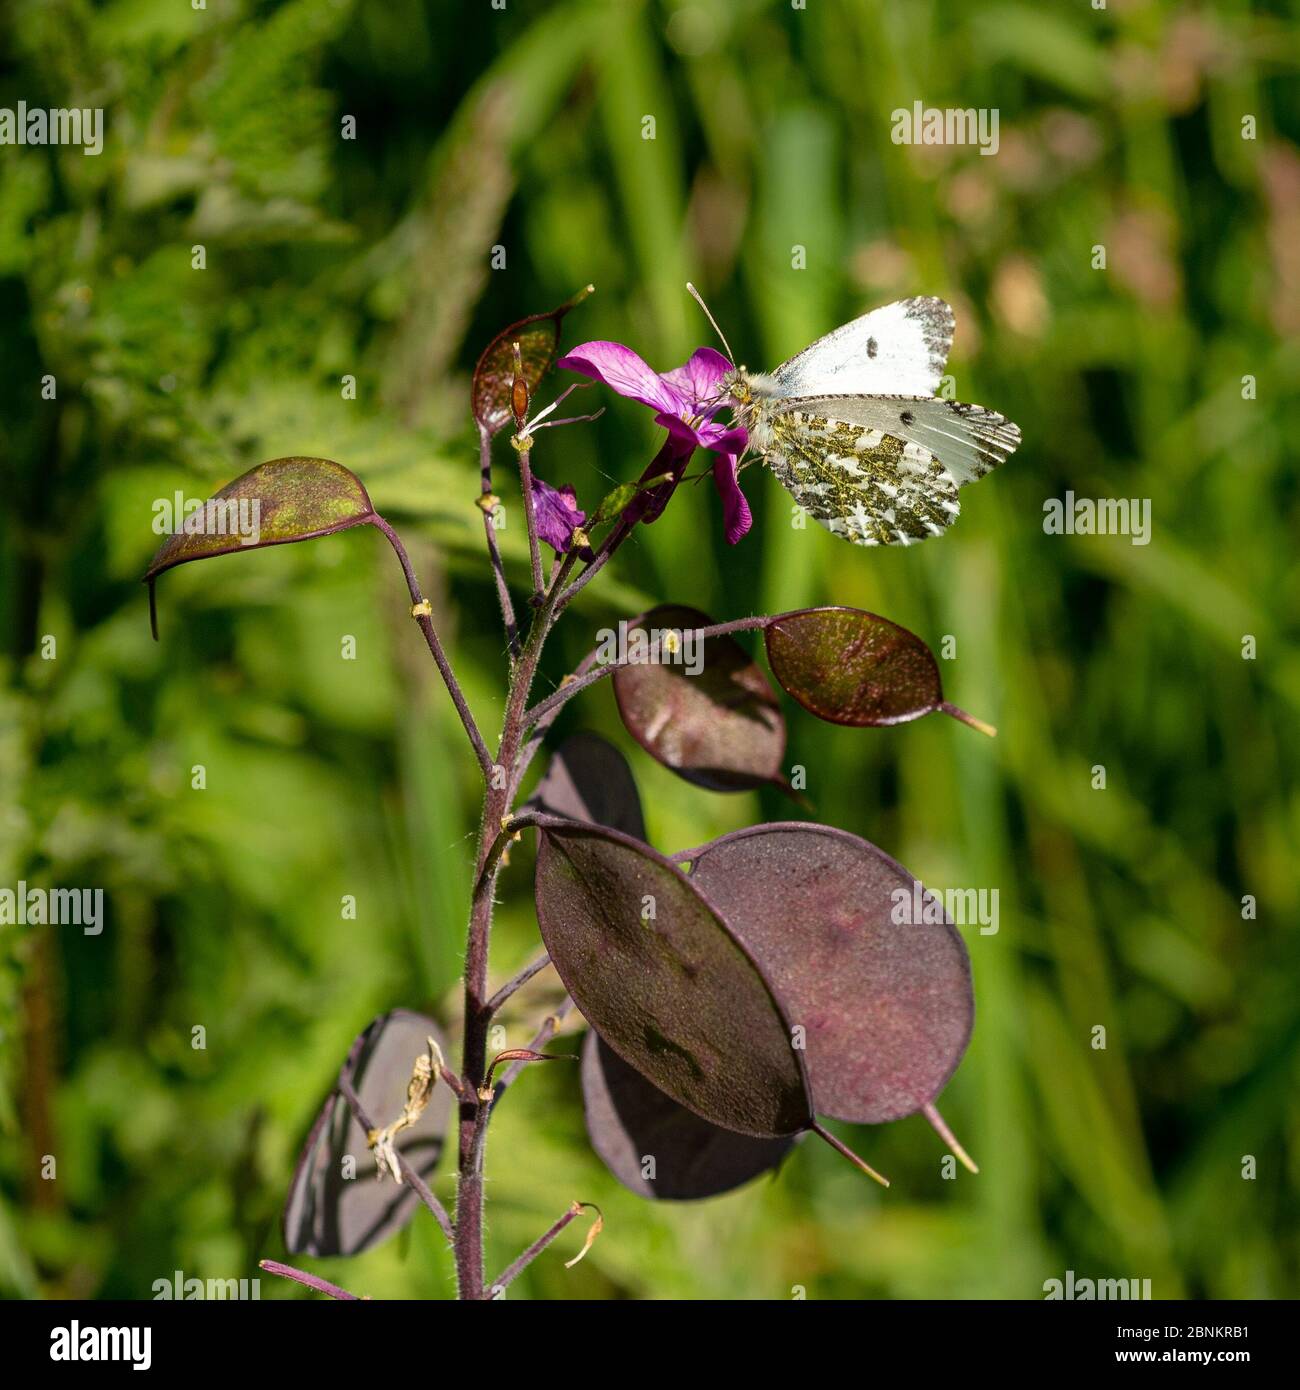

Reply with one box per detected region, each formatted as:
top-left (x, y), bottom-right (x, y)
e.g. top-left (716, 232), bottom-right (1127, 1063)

top-left (556, 342), bottom-right (752, 543)
top-left (530, 476), bottom-right (590, 555)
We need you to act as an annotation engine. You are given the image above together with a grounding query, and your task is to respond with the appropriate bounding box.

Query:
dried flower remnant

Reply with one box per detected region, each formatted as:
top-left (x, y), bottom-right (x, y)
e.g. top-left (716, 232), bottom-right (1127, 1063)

top-left (282, 1011), bottom-right (453, 1258)
top-left (370, 1036), bottom-right (443, 1182)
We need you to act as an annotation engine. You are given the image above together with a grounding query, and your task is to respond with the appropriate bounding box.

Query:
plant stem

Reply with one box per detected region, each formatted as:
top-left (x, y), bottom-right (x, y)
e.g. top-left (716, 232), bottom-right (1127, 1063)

top-left (485, 1202), bottom-right (591, 1296)
top-left (478, 423), bottom-right (521, 661)
top-left (520, 614), bottom-right (773, 728)
top-left (259, 1260), bottom-right (365, 1300)
top-left (490, 999), bottom-right (574, 1105)
top-left (484, 952), bottom-right (552, 1016)
top-left (453, 551), bottom-right (580, 1299)
top-left (514, 443), bottom-right (545, 600)
top-left (372, 514), bottom-right (493, 778)
top-left (508, 646), bottom-right (602, 803)
top-left (553, 516), bottom-right (632, 611)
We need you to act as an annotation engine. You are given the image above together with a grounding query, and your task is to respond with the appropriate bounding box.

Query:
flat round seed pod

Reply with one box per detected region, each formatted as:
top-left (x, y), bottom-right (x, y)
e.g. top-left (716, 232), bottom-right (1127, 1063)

top-left (612, 605), bottom-right (785, 791)
top-left (528, 731), bottom-right (646, 840)
top-left (534, 818), bottom-right (811, 1138)
top-left (142, 456), bottom-right (378, 639)
top-left (283, 1009), bottom-right (451, 1256)
top-left (582, 1029), bottom-right (794, 1200)
top-left (682, 823), bottom-right (972, 1124)
top-left (764, 606), bottom-right (943, 727)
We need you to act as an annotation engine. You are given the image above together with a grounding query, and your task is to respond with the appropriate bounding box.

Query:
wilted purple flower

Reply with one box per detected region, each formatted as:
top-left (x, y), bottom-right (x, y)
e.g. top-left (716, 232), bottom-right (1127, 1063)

top-left (556, 342), bottom-right (752, 543)
top-left (530, 475), bottom-right (590, 555)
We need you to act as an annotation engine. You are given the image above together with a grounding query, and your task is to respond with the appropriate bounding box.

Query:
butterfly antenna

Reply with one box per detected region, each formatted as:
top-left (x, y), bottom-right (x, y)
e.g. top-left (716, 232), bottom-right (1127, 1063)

top-left (686, 282), bottom-right (735, 364)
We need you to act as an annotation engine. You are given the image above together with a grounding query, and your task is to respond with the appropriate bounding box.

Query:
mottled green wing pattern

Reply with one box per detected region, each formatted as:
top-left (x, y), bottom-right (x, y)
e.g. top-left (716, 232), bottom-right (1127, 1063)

top-left (762, 410), bottom-right (960, 546)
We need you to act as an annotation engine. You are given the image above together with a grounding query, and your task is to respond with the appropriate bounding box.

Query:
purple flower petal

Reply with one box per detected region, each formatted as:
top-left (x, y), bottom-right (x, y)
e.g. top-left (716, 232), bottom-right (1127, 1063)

top-left (711, 455), bottom-right (752, 545)
top-left (653, 412), bottom-right (707, 450)
top-left (561, 337), bottom-right (750, 545)
top-left (530, 476), bottom-right (587, 554)
top-left (557, 341), bottom-right (687, 416)
top-left (696, 420), bottom-right (749, 455)
top-left (660, 347), bottom-right (734, 411)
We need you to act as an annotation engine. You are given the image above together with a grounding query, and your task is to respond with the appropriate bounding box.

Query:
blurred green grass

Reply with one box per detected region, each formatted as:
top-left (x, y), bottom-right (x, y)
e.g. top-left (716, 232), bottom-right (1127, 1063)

top-left (1, 0), bottom-right (1298, 1300)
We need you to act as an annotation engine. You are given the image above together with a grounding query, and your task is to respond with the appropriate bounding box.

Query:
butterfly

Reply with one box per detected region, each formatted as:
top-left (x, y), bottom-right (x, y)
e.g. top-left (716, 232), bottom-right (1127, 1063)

top-left (718, 297), bottom-right (1020, 546)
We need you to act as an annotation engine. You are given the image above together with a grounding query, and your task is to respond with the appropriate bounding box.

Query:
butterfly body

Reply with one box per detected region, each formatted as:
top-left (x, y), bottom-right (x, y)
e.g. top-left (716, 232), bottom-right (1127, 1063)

top-left (722, 297), bottom-right (1020, 547)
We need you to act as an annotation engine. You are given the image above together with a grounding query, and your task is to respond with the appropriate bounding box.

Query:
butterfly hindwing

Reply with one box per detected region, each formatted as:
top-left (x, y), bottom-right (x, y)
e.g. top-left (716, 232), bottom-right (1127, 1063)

top-left (769, 297), bottom-right (954, 399)
top-left (764, 409), bottom-right (960, 547)
top-left (772, 393), bottom-right (1020, 486)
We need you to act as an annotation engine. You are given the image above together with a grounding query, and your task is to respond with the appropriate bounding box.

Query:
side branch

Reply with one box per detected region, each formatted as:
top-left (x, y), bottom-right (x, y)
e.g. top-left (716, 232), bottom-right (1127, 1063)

top-left (485, 952), bottom-right (552, 1016)
top-left (372, 514), bottom-right (493, 778)
top-left (491, 998), bottom-right (575, 1106)
top-left (259, 1260), bottom-right (365, 1301)
top-left (477, 423), bottom-right (521, 661)
top-left (486, 1202), bottom-right (602, 1296)
top-left (553, 516), bottom-right (632, 612)
top-left (521, 615), bottom-right (773, 728)
top-left (513, 440), bottom-right (546, 600)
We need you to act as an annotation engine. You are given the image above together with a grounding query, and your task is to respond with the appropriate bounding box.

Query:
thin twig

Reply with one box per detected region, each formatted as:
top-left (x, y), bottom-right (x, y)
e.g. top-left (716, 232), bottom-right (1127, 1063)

top-left (485, 952), bottom-right (552, 1016)
top-left (477, 422), bottom-right (521, 661)
top-left (491, 998), bottom-right (575, 1104)
top-left (259, 1260), bottom-right (365, 1301)
top-left (554, 516), bottom-right (632, 612)
top-left (514, 443), bottom-right (546, 601)
top-left (371, 514), bottom-right (493, 778)
top-left (521, 615), bottom-right (772, 728)
top-left (486, 1201), bottom-right (601, 1296)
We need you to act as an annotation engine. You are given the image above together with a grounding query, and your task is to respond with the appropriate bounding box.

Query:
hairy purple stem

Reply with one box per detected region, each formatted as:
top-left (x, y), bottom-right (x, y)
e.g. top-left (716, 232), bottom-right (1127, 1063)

top-left (454, 548), bottom-right (581, 1299)
top-left (521, 615), bottom-right (772, 728)
top-left (514, 444), bottom-right (545, 600)
top-left (508, 645), bottom-right (603, 803)
top-left (485, 1205), bottom-right (582, 1296)
top-left (372, 514), bottom-right (493, 777)
top-left (259, 1260), bottom-right (364, 1301)
top-left (484, 952), bottom-right (552, 1017)
top-left (478, 423), bottom-right (521, 661)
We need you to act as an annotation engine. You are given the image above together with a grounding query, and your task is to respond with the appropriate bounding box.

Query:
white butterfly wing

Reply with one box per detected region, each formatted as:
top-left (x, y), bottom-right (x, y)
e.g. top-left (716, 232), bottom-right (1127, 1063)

top-left (772, 393), bottom-right (1020, 486)
top-left (769, 297), bottom-right (954, 398)
top-left (758, 408), bottom-right (961, 547)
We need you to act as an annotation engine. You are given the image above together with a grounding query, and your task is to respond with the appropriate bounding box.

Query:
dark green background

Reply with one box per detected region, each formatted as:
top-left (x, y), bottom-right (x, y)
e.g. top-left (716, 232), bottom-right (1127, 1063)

top-left (1, 0), bottom-right (1297, 1299)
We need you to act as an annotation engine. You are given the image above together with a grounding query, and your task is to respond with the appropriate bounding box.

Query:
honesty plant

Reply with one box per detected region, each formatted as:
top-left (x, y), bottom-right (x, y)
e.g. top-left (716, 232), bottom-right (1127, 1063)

top-left (143, 287), bottom-right (998, 1300)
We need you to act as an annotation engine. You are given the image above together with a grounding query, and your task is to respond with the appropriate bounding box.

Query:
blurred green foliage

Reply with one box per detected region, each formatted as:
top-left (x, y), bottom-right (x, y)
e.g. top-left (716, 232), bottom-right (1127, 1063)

top-left (2, 0), bottom-right (1298, 1301)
